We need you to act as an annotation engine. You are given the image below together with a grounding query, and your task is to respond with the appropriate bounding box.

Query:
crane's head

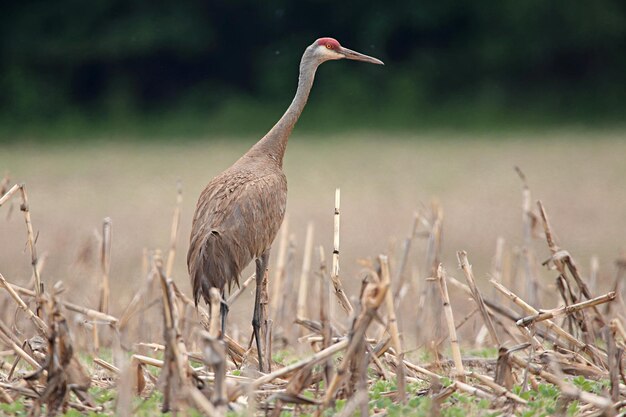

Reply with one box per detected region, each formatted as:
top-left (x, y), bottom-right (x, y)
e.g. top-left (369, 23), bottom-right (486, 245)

top-left (309, 37), bottom-right (384, 66)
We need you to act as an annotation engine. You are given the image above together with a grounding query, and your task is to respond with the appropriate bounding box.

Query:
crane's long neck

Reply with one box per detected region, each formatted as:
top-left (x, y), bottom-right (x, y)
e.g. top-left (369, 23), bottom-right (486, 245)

top-left (246, 52), bottom-right (319, 167)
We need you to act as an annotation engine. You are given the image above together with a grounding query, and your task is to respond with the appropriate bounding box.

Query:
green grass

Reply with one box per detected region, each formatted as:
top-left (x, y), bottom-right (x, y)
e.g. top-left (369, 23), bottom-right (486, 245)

top-left (0, 373), bottom-right (610, 416)
top-left (0, 344), bottom-right (615, 416)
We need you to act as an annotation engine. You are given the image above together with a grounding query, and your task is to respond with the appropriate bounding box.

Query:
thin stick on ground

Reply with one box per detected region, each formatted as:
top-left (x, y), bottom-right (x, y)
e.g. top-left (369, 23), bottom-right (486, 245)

top-left (0, 320), bottom-right (41, 370)
top-left (466, 371), bottom-right (527, 404)
top-left (515, 167), bottom-right (539, 307)
top-left (491, 237), bottom-right (505, 283)
top-left (0, 183), bottom-right (20, 206)
top-left (318, 245), bottom-right (332, 385)
top-left (329, 188), bottom-right (353, 316)
top-left (537, 200), bottom-right (604, 332)
top-left (0, 381), bottom-right (101, 413)
top-left (118, 268), bottom-right (159, 331)
top-left (296, 222), bottom-right (314, 321)
top-left (93, 217), bottom-right (111, 354)
top-left (446, 276), bottom-right (519, 322)
top-left (8, 283), bottom-right (119, 325)
top-left (446, 275), bottom-right (540, 347)
top-left (607, 252), bottom-right (626, 316)
top-left (610, 319), bottom-right (626, 344)
top-left (0, 273), bottom-right (47, 335)
top-left (165, 181), bottom-right (183, 278)
top-left (272, 217), bottom-right (289, 323)
top-left (322, 263), bottom-right (390, 408)
top-left (590, 255), bottom-right (599, 295)
top-left (277, 234), bottom-right (297, 340)
top-left (393, 212), bottom-right (420, 301)
top-left (490, 237), bottom-right (505, 302)
top-left (0, 174), bottom-right (12, 198)
top-left (154, 255), bottom-right (204, 413)
top-left (453, 380), bottom-right (495, 400)
top-left (132, 354), bottom-right (165, 368)
top-left (249, 338), bottom-right (349, 390)
top-left (508, 353), bottom-right (614, 412)
top-left (419, 201), bottom-right (444, 347)
top-left (332, 187), bottom-right (340, 286)
top-left (99, 217), bottom-right (112, 314)
top-left (9, 184), bottom-right (43, 296)
top-left (381, 255), bottom-right (406, 403)
top-left (94, 357), bottom-right (121, 375)
top-left (401, 356), bottom-right (441, 380)
top-left (0, 385), bottom-right (13, 403)
top-left (226, 273), bottom-right (255, 305)
top-left (491, 278), bottom-right (607, 364)
top-left (435, 264), bottom-right (465, 381)
top-left (605, 326), bottom-right (620, 402)
top-left (457, 251), bottom-right (500, 346)
top-left (517, 291), bottom-right (616, 327)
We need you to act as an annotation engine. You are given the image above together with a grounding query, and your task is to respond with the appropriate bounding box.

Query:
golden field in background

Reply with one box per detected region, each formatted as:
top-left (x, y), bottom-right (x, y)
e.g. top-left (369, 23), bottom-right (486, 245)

top-left (1, 131), bottom-right (625, 331)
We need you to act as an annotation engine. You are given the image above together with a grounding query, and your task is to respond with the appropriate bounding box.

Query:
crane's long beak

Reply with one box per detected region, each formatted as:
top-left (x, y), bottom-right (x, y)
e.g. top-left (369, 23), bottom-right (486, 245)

top-left (340, 47), bottom-right (385, 65)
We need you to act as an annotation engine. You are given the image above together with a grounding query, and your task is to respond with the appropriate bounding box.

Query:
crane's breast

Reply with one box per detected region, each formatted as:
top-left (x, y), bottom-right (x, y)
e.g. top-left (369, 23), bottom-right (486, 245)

top-left (192, 170), bottom-right (287, 263)
top-left (220, 172), bottom-right (287, 257)
top-left (187, 167), bottom-right (287, 303)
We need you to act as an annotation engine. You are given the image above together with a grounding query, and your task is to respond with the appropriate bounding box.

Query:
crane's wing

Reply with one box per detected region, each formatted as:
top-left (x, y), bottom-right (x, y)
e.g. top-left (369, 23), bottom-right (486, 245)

top-left (187, 170), bottom-right (287, 305)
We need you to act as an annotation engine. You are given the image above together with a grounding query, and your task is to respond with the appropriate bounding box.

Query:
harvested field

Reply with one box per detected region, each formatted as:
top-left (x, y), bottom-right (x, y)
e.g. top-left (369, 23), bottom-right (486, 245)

top-left (1, 132), bottom-right (626, 416)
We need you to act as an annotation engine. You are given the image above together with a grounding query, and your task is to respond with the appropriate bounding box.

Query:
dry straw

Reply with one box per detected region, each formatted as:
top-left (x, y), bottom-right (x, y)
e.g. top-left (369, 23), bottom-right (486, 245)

top-left (0, 171), bottom-right (624, 416)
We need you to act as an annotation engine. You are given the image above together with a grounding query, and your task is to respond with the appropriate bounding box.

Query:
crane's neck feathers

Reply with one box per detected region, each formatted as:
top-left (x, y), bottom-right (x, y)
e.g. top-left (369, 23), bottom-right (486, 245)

top-left (246, 46), bottom-right (320, 167)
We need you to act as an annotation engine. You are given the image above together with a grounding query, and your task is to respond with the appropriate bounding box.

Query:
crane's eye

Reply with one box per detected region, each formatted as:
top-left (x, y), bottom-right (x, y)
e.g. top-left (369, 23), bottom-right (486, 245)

top-left (326, 44), bottom-right (333, 49)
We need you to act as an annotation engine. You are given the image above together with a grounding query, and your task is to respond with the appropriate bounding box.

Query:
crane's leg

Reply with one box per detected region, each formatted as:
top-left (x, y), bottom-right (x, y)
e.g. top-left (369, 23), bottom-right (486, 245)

top-left (220, 289), bottom-right (228, 338)
top-left (252, 250), bottom-right (269, 372)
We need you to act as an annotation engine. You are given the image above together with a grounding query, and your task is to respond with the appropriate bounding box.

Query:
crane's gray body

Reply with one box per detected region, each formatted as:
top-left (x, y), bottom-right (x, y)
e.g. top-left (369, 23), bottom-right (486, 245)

top-left (188, 154), bottom-right (286, 305)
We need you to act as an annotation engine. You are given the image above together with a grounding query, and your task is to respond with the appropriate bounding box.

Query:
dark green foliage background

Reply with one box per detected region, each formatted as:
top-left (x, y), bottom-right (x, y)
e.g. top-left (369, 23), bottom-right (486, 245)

top-left (1, 1), bottom-right (625, 138)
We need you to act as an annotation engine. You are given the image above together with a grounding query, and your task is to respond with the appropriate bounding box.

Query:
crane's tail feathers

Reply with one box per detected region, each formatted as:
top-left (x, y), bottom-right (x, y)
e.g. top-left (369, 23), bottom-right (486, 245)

top-left (189, 232), bottom-right (243, 308)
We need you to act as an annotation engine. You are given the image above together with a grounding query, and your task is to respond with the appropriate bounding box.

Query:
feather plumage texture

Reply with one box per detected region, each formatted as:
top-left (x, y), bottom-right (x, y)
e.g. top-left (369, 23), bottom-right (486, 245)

top-left (187, 155), bottom-right (287, 306)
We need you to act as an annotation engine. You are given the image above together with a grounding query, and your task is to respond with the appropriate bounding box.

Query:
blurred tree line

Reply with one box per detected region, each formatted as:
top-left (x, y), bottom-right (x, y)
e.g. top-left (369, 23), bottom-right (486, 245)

top-left (1, 1), bottom-right (625, 139)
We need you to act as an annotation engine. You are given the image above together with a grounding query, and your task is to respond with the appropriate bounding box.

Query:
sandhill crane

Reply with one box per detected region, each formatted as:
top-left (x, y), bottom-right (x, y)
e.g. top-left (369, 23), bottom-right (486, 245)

top-left (187, 37), bottom-right (383, 371)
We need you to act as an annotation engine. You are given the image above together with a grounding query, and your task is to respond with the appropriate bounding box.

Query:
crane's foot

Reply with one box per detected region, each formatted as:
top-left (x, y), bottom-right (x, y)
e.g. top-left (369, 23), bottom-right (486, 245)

top-left (251, 252), bottom-right (269, 373)
top-left (252, 319), bottom-right (264, 373)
